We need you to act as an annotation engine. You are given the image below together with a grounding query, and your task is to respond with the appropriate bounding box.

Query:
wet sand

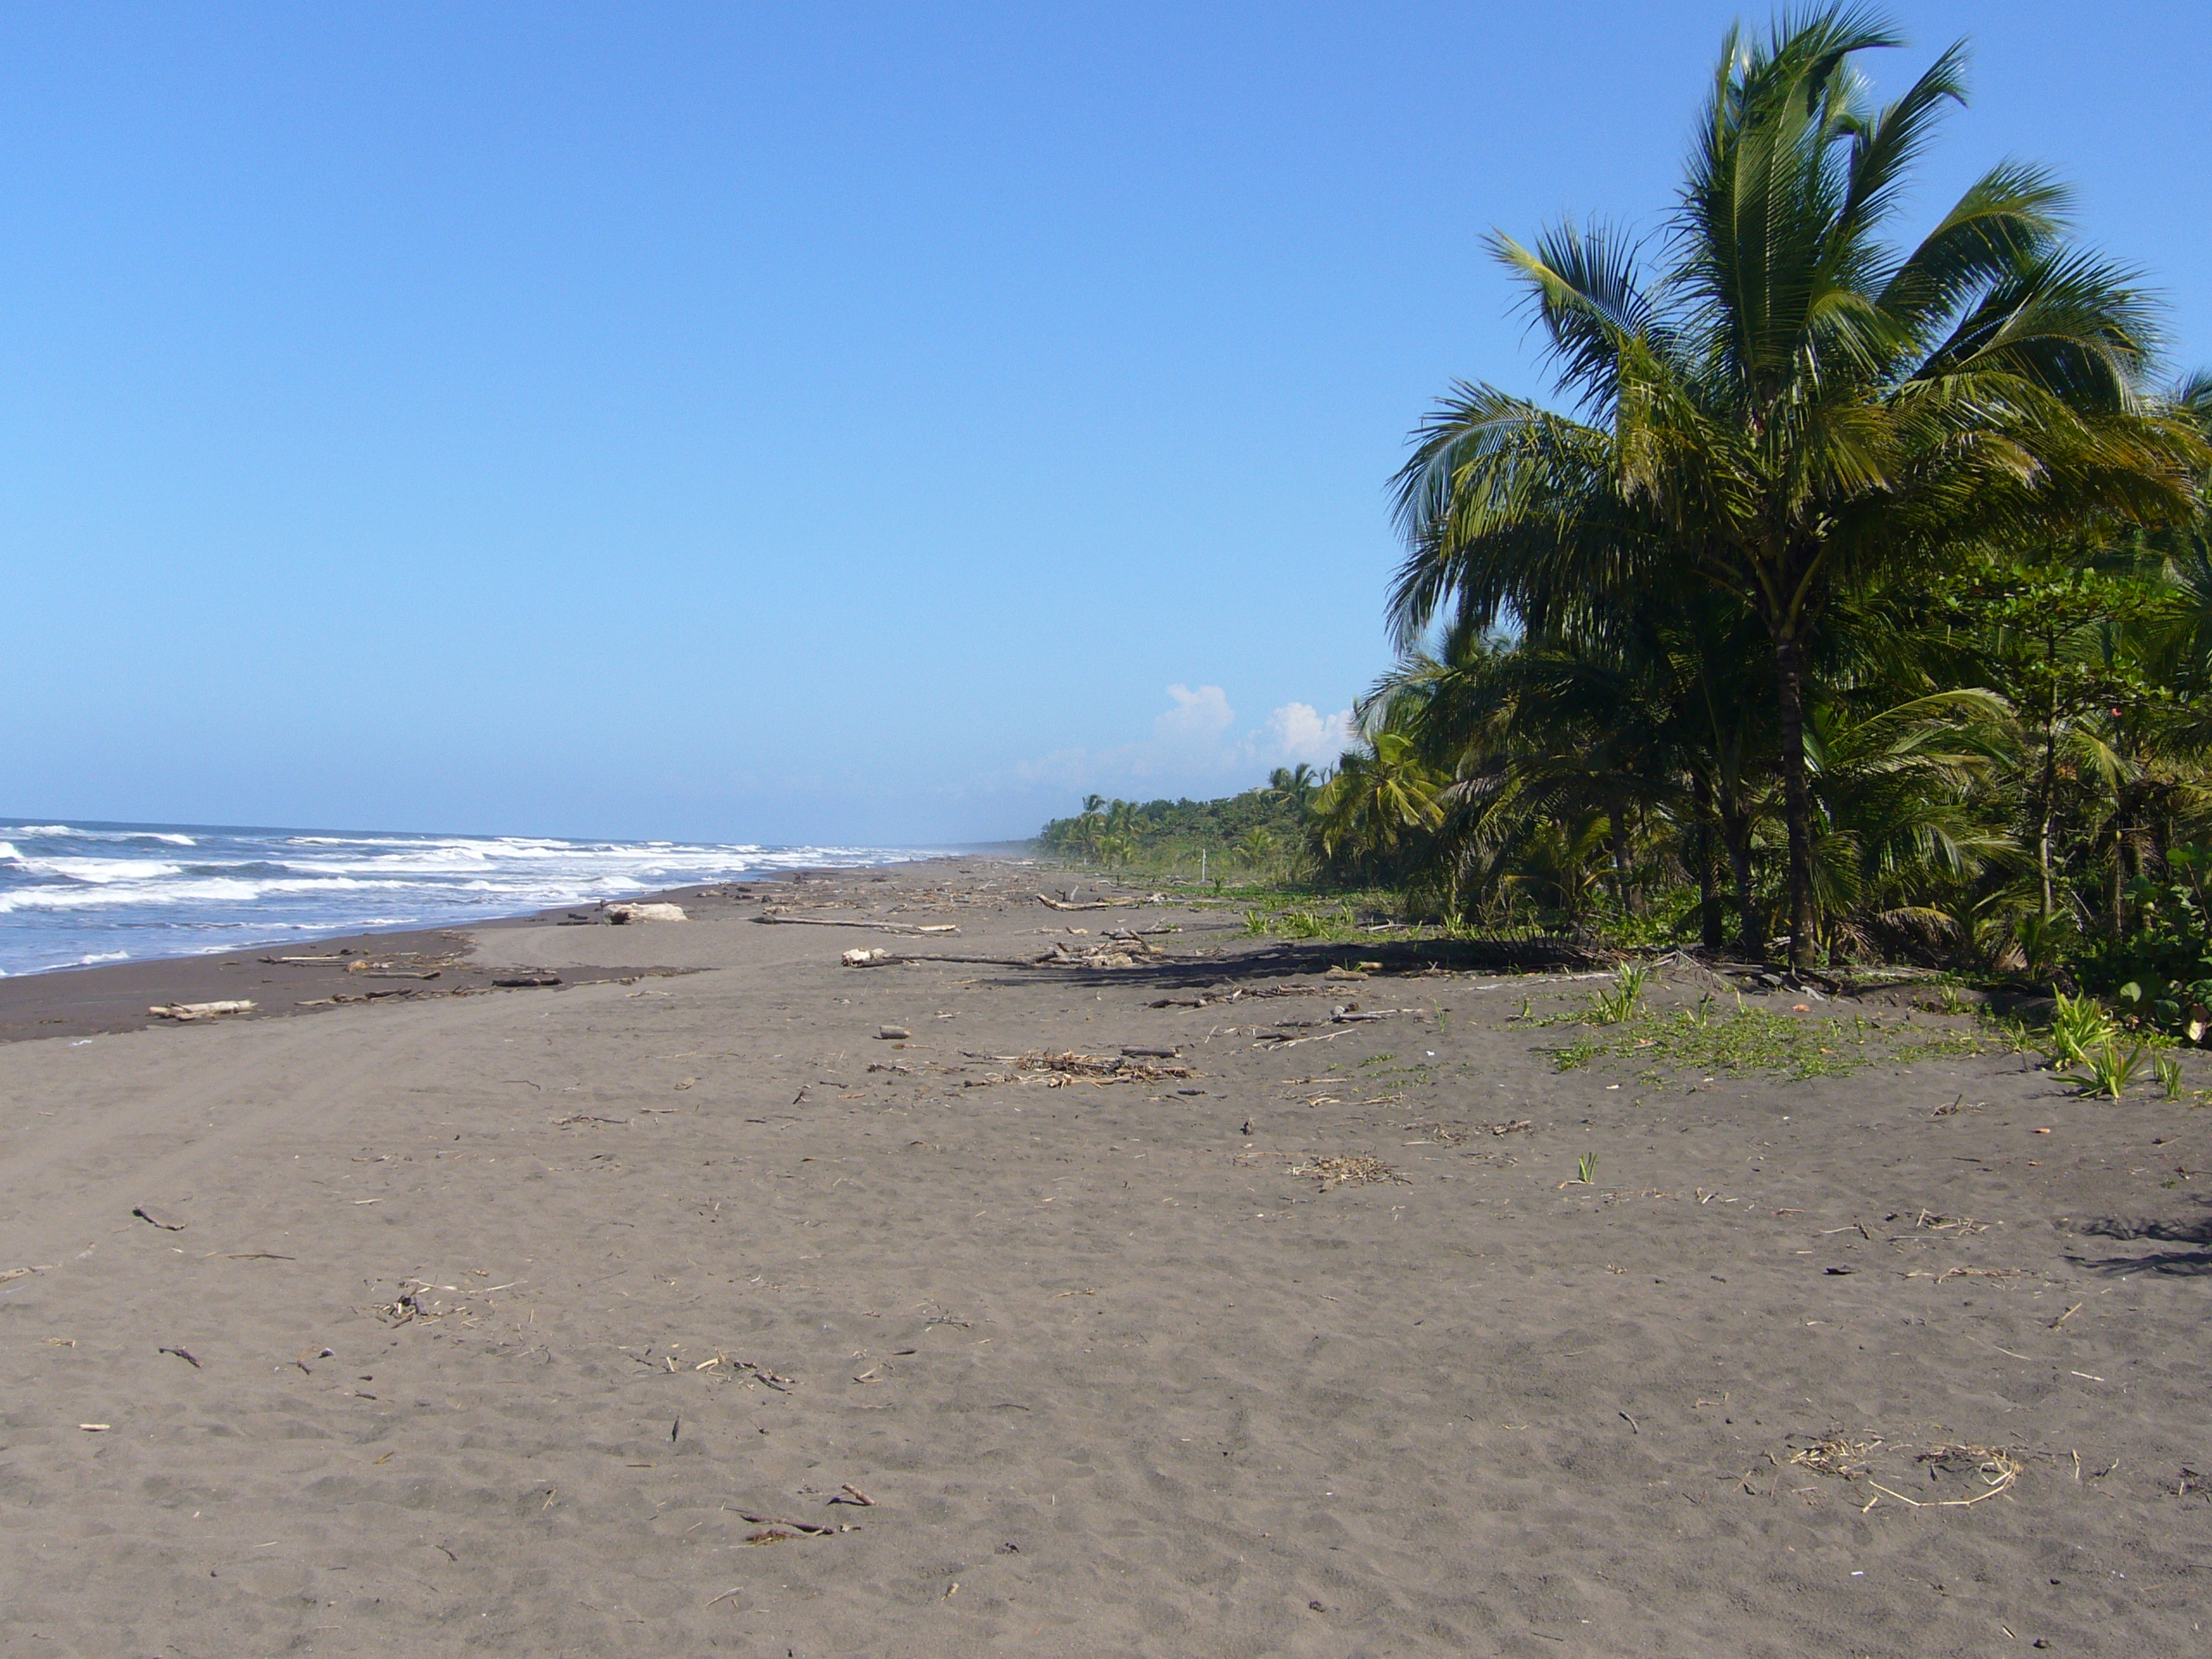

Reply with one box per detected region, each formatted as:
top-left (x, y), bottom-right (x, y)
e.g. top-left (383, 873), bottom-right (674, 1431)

top-left (2, 857), bottom-right (2207, 1656)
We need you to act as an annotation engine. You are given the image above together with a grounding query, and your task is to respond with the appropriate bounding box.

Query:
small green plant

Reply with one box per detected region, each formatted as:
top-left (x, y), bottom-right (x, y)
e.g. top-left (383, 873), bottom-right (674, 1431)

top-left (1574, 1152), bottom-right (1599, 1185)
top-left (1587, 963), bottom-right (1651, 1026)
top-left (1936, 984), bottom-right (1964, 1015)
top-left (2156, 1053), bottom-right (2184, 1100)
top-left (2068, 1042), bottom-right (2149, 1101)
top-left (2040, 993), bottom-right (2116, 1068)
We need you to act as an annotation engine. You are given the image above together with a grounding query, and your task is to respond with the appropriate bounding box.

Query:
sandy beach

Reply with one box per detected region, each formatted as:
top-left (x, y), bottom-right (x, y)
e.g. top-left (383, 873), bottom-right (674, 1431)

top-left (2, 855), bottom-right (2206, 1656)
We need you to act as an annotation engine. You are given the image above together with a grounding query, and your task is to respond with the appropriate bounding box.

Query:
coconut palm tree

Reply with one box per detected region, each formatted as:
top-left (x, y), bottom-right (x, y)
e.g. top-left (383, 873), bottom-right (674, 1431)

top-left (1389, 5), bottom-right (2204, 973)
top-left (1268, 764), bottom-right (1326, 813)
top-left (1312, 731), bottom-right (1446, 881)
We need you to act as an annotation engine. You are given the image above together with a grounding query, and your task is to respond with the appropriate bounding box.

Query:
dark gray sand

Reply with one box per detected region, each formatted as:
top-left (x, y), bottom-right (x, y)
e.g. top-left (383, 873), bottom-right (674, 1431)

top-left (2, 858), bottom-right (2206, 1656)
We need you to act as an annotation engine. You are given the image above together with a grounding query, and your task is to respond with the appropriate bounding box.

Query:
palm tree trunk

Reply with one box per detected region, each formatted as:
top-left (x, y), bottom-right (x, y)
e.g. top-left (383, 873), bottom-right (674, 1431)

top-left (1723, 808), bottom-right (1762, 958)
top-left (1771, 630), bottom-right (1818, 975)
top-left (1606, 791), bottom-right (1637, 915)
top-left (2037, 677), bottom-right (2059, 918)
top-left (1692, 772), bottom-right (1724, 950)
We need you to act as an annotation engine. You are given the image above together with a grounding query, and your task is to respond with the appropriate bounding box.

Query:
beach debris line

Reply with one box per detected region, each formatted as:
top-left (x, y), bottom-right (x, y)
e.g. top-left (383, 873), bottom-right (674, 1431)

top-left (1035, 932), bottom-right (1170, 969)
top-left (148, 1001), bottom-right (255, 1021)
top-left (1034, 892), bottom-right (1161, 911)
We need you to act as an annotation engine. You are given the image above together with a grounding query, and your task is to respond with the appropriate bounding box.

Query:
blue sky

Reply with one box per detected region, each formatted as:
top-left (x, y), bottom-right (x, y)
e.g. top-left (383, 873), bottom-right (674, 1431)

top-left (3, 2), bottom-right (2204, 845)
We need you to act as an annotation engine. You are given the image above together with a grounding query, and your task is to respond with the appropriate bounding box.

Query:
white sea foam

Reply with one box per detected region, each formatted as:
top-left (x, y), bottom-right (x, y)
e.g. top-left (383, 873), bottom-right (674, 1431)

top-left (0, 818), bottom-right (932, 976)
top-left (15, 857), bottom-right (189, 884)
top-left (3, 824), bottom-right (194, 846)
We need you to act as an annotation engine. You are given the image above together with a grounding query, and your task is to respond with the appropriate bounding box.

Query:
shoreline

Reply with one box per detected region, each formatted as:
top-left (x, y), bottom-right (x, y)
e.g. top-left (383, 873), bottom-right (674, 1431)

top-left (0, 854), bottom-right (1004, 1045)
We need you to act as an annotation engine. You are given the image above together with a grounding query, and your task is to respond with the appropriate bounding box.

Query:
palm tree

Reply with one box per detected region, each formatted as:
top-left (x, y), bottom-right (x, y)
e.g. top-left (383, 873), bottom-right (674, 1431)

top-left (1389, 6), bottom-right (2203, 972)
top-left (1235, 826), bottom-right (1277, 871)
top-left (1312, 730), bottom-right (1446, 880)
top-left (1268, 765), bottom-right (1325, 812)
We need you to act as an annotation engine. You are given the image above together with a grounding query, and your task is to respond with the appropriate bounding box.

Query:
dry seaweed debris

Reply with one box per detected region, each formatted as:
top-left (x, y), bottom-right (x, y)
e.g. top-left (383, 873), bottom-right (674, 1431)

top-left (1789, 1433), bottom-right (1884, 1481)
top-left (1788, 1431), bottom-right (2025, 1510)
top-left (1289, 1154), bottom-right (1408, 1191)
top-left (965, 1051), bottom-right (1193, 1088)
top-left (692, 1353), bottom-right (796, 1391)
top-left (1893, 1444), bottom-right (2026, 1507)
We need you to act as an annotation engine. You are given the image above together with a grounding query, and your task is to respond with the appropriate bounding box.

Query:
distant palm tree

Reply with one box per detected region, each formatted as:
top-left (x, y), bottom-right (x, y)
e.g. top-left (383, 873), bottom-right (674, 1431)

top-left (1389, 6), bottom-right (2204, 970)
top-left (1235, 827), bottom-right (1276, 870)
top-left (1313, 731), bottom-right (1446, 877)
top-left (1268, 764), bottom-right (1324, 812)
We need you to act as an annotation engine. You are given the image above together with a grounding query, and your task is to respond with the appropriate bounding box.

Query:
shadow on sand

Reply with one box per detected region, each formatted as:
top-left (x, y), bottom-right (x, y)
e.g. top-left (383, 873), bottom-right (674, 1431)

top-left (2071, 1200), bottom-right (2212, 1276)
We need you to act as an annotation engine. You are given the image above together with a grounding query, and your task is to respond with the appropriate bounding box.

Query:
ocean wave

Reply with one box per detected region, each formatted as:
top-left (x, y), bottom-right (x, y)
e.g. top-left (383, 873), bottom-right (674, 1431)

top-left (11, 856), bottom-right (190, 884)
top-left (3, 824), bottom-right (196, 846)
top-left (0, 874), bottom-right (418, 913)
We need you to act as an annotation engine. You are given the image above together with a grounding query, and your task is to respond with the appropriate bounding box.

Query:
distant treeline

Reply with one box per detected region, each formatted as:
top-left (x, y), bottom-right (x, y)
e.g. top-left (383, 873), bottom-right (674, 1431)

top-left (1035, 771), bottom-right (1321, 866)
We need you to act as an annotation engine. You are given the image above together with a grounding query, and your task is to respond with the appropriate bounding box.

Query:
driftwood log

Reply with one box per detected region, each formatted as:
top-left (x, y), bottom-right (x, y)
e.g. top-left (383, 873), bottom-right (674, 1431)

top-left (756, 913), bottom-right (957, 936)
top-left (606, 902), bottom-right (688, 924)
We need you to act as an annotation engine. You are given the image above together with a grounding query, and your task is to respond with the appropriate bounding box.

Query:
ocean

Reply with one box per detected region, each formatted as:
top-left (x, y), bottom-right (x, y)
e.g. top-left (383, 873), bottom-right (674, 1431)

top-left (0, 819), bottom-right (926, 977)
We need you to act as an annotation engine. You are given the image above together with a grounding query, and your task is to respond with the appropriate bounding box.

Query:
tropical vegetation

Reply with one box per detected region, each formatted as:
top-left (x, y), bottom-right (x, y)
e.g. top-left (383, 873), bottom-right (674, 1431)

top-left (1041, 9), bottom-right (2212, 1034)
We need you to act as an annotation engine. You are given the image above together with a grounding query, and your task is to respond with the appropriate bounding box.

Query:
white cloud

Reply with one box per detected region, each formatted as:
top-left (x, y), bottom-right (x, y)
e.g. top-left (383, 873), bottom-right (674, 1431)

top-left (1002, 682), bottom-right (1355, 808)
top-left (1254, 702), bottom-right (1353, 767)
top-left (1154, 683), bottom-right (1236, 747)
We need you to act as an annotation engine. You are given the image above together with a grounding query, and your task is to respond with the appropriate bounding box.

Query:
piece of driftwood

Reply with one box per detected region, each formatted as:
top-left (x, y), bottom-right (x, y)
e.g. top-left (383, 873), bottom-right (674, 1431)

top-left (607, 902), bottom-right (688, 924)
top-left (755, 914), bottom-right (957, 936)
top-left (149, 1001), bottom-right (255, 1020)
top-left (492, 973), bottom-right (563, 988)
top-left (1035, 893), bottom-right (1154, 912)
top-left (842, 951), bottom-right (1036, 969)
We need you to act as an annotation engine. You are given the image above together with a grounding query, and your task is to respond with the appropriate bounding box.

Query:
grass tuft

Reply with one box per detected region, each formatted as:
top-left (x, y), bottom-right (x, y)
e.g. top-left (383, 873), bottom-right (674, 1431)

top-left (1547, 1004), bottom-right (1982, 1080)
top-left (2066, 1043), bottom-right (2149, 1101)
top-left (2038, 993), bottom-right (2116, 1069)
top-left (1586, 963), bottom-right (1651, 1026)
